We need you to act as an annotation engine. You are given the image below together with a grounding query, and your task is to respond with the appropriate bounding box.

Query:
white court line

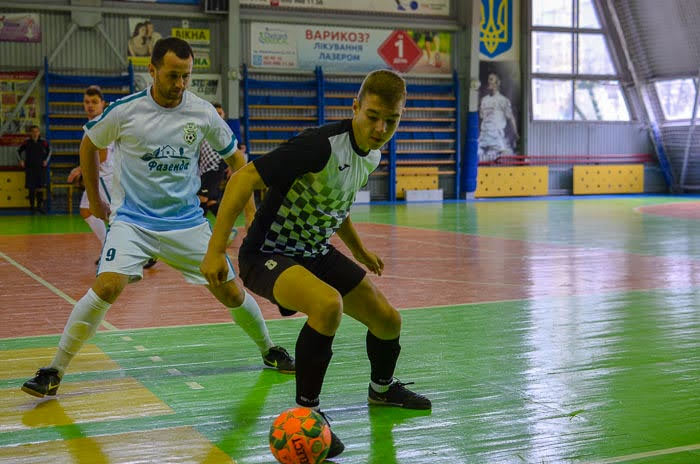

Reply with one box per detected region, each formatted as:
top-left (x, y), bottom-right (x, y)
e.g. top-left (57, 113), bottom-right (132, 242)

top-left (587, 443), bottom-right (700, 464)
top-left (0, 250), bottom-right (118, 331)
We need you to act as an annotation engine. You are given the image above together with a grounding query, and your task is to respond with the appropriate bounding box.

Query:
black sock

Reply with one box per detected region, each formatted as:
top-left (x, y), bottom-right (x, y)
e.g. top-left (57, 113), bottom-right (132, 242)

top-left (28, 189), bottom-right (35, 209)
top-left (295, 322), bottom-right (334, 408)
top-left (366, 331), bottom-right (401, 385)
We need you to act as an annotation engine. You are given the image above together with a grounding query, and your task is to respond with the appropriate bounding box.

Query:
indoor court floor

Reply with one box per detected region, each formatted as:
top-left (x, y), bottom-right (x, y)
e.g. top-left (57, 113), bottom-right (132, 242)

top-left (1, 195), bottom-right (699, 463)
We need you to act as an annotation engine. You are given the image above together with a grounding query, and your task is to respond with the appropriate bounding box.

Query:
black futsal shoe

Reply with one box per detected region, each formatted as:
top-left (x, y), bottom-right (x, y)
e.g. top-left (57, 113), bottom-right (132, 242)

top-left (21, 367), bottom-right (62, 398)
top-left (368, 378), bottom-right (432, 410)
top-left (143, 258), bottom-right (157, 269)
top-left (262, 346), bottom-right (295, 374)
top-left (318, 410), bottom-right (345, 458)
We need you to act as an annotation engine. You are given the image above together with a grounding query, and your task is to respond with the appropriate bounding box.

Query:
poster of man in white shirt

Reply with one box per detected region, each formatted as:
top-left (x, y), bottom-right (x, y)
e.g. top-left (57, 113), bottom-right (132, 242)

top-left (478, 63), bottom-right (520, 163)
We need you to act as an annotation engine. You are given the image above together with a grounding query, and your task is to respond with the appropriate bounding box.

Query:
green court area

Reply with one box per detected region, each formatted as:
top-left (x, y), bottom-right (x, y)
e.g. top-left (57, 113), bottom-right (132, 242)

top-left (1, 292), bottom-right (699, 463)
top-left (1, 196), bottom-right (699, 462)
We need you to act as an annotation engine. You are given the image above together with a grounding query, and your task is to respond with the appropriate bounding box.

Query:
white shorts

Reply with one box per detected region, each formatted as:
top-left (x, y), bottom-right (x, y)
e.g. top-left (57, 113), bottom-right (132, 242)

top-left (97, 221), bottom-right (235, 285)
top-left (80, 176), bottom-right (113, 209)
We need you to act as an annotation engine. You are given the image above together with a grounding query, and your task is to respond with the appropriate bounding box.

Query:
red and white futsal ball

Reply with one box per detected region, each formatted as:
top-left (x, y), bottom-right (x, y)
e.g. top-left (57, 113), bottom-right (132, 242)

top-left (269, 407), bottom-right (331, 464)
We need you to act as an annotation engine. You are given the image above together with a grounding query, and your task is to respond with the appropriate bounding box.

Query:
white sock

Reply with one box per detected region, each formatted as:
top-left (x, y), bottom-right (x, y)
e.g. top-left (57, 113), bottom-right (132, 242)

top-left (51, 289), bottom-right (111, 376)
top-left (85, 215), bottom-right (107, 244)
top-left (228, 291), bottom-right (274, 354)
top-left (370, 380), bottom-right (391, 393)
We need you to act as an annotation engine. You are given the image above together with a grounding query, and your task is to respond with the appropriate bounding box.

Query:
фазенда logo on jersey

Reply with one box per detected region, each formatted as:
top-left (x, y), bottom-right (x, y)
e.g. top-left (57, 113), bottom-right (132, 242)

top-left (138, 122), bottom-right (198, 173)
top-left (140, 145), bottom-right (191, 172)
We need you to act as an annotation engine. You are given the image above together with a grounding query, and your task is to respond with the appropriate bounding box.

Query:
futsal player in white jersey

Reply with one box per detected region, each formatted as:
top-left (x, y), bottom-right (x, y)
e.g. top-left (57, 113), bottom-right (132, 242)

top-left (22, 37), bottom-right (294, 398)
top-left (67, 86), bottom-right (158, 267)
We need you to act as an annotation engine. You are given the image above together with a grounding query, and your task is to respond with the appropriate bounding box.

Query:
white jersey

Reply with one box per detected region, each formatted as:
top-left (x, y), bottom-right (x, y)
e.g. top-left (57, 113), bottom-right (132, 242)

top-left (98, 143), bottom-right (114, 180)
top-left (84, 87), bottom-right (237, 231)
top-left (479, 92), bottom-right (513, 152)
top-left (86, 112), bottom-right (115, 181)
top-left (480, 92), bottom-right (512, 134)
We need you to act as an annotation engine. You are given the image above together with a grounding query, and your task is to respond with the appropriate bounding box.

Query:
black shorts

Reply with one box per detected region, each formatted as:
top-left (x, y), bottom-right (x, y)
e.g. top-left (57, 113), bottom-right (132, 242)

top-left (198, 170), bottom-right (226, 201)
top-left (238, 245), bottom-right (366, 316)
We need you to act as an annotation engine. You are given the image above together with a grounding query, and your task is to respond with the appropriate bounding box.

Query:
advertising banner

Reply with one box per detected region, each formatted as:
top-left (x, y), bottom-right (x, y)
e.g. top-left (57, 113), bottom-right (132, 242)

top-left (241, 0), bottom-right (450, 16)
top-left (128, 18), bottom-right (211, 69)
top-left (251, 23), bottom-right (451, 75)
top-left (0, 13), bottom-right (41, 43)
top-left (0, 71), bottom-right (40, 146)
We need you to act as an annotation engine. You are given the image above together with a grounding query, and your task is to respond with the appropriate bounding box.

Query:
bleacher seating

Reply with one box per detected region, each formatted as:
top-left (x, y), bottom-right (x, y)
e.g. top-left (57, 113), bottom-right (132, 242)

top-left (43, 60), bottom-right (133, 212)
top-left (242, 66), bottom-right (461, 200)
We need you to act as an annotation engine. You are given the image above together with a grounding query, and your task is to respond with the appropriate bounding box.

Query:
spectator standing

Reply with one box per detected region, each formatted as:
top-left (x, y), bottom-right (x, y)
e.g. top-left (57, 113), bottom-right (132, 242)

top-left (17, 124), bottom-right (50, 213)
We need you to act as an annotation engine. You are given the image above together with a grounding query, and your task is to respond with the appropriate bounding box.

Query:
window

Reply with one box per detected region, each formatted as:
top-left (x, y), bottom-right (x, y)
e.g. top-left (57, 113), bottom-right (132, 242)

top-left (575, 80), bottom-right (629, 121)
top-left (578, 34), bottom-right (615, 75)
top-left (531, 0), bottom-right (630, 121)
top-left (578, 0), bottom-right (601, 28)
top-left (533, 79), bottom-right (572, 120)
top-left (655, 79), bottom-right (697, 121)
top-left (532, 0), bottom-right (572, 26)
top-left (532, 32), bottom-right (572, 74)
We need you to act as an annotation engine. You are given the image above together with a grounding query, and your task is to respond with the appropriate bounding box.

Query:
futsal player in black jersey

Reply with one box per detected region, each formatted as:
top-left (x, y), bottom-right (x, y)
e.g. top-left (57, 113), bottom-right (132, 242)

top-left (201, 69), bottom-right (431, 458)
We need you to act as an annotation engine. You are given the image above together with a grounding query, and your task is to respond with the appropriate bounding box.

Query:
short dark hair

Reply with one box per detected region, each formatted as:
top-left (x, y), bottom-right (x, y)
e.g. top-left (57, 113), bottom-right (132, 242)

top-left (212, 102), bottom-right (223, 110)
top-left (357, 69), bottom-right (406, 107)
top-left (29, 125), bottom-right (40, 131)
top-left (151, 37), bottom-right (193, 67)
top-left (84, 85), bottom-right (104, 100)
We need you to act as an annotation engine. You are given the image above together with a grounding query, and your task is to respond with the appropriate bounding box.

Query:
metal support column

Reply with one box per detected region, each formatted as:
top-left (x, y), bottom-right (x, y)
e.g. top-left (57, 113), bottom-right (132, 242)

top-left (96, 22), bottom-right (128, 67)
top-left (389, 136), bottom-right (397, 201)
top-left (242, 64), bottom-right (250, 152)
top-left (462, 0), bottom-right (481, 199)
top-left (679, 68), bottom-right (700, 190)
top-left (316, 66), bottom-right (325, 125)
top-left (453, 70), bottom-right (462, 200)
top-left (226, 0), bottom-right (241, 118)
top-left (606, 0), bottom-right (674, 191)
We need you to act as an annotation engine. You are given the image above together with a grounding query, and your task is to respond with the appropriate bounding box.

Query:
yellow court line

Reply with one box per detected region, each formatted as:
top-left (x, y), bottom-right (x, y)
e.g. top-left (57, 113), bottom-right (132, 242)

top-left (0, 345), bottom-right (120, 381)
top-left (0, 426), bottom-right (235, 463)
top-left (0, 377), bottom-right (174, 433)
top-left (0, 250), bottom-right (117, 331)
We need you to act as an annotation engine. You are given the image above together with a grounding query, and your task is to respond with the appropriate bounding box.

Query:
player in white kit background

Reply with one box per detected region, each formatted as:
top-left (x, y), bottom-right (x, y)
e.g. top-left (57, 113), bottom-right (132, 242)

top-left (21, 37), bottom-right (294, 398)
top-left (67, 86), bottom-right (157, 268)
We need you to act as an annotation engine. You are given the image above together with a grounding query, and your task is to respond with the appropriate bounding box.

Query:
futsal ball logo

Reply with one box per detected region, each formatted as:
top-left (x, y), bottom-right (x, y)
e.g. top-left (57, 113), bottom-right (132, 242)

top-left (269, 407), bottom-right (331, 464)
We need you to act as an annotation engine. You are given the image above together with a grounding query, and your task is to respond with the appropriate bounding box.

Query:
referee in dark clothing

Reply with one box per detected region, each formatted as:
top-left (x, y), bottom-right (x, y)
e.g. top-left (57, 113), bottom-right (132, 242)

top-left (17, 125), bottom-right (51, 213)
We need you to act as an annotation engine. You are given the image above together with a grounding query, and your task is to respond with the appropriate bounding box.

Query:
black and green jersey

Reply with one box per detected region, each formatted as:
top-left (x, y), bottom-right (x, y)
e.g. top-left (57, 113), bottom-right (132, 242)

top-left (242, 119), bottom-right (380, 258)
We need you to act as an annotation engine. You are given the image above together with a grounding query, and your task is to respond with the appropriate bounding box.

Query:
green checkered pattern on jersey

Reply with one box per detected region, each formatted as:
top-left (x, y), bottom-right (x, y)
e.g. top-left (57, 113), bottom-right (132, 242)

top-left (262, 174), bottom-right (356, 257)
